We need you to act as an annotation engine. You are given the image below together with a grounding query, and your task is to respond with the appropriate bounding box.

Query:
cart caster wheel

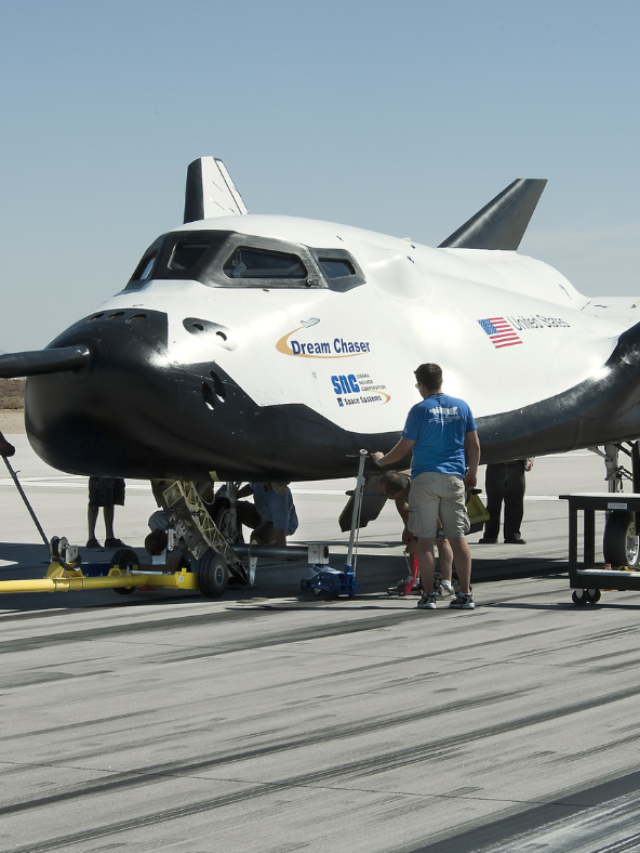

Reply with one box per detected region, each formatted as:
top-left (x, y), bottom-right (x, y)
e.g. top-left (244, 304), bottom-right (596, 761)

top-left (586, 588), bottom-right (601, 604)
top-left (572, 589), bottom-right (588, 606)
top-left (111, 548), bottom-right (138, 595)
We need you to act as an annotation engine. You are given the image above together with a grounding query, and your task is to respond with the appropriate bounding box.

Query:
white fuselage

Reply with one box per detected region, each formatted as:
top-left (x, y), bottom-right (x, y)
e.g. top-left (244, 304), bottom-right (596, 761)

top-left (95, 214), bottom-right (622, 431)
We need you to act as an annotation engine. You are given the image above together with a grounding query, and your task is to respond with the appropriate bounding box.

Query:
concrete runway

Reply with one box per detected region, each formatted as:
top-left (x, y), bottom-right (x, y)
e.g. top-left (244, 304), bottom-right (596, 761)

top-left (2, 436), bottom-right (640, 852)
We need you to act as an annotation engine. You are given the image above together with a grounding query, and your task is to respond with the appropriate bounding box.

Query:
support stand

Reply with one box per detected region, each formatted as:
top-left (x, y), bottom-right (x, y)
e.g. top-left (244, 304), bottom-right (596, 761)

top-left (561, 491), bottom-right (640, 605)
top-left (2, 455), bottom-right (49, 549)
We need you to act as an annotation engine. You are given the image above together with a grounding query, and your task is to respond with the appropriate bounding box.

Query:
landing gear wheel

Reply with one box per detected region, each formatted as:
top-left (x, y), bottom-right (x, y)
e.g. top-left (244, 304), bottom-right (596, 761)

top-left (198, 552), bottom-right (229, 599)
top-left (587, 588), bottom-right (602, 604)
top-left (603, 511), bottom-right (640, 568)
top-left (110, 548), bottom-right (139, 595)
top-left (572, 589), bottom-right (588, 606)
top-left (211, 498), bottom-right (244, 545)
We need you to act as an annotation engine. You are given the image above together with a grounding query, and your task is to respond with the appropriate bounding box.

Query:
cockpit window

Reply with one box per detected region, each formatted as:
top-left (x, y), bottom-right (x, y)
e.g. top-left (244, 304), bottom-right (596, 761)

top-left (169, 242), bottom-right (211, 271)
top-left (131, 252), bottom-right (157, 281)
top-left (318, 258), bottom-right (356, 279)
top-left (129, 235), bottom-right (164, 283)
top-left (223, 247), bottom-right (307, 279)
top-left (308, 247), bottom-right (366, 291)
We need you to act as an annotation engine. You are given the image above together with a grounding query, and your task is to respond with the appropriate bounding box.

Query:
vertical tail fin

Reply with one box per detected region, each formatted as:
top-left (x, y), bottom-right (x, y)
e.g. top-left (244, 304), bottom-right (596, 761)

top-left (439, 178), bottom-right (547, 250)
top-left (183, 157), bottom-right (248, 223)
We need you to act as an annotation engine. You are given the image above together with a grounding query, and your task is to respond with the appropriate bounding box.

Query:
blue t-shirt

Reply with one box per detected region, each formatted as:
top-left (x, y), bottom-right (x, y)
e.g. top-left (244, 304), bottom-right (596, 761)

top-left (250, 483), bottom-right (299, 535)
top-left (402, 394), bottom-right (477, 478)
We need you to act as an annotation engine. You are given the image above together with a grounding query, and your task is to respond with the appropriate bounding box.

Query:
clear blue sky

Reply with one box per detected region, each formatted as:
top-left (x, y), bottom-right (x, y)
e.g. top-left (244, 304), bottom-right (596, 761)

top-left (2, 0), bottom-right (639, 352)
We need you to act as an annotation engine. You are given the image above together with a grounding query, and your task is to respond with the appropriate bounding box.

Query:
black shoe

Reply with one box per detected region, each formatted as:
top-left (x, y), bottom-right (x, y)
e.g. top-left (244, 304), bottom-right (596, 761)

top-left (504, 536), bottom-right (526, 544)
top-left (86, 538), bottom-right (102, 549)
top-left (478, 537), bottom-right (497, 544)
top-left (104, 537), bottom-right (129, 548)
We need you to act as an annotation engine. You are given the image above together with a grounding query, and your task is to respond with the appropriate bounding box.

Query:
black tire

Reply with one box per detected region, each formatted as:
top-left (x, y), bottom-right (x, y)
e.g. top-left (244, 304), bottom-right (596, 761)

top-left (587, 589), bottom-right (601, 604)
top-left (572, 589), bottom-right (588, 606)
top-left (603, 512), bottom-right (640, 568)
top-left (110, 548), bottom-right (138, 595)
top-left (198, 552), bottom-right (229, 599)
top-left (110, 548), bottom-right (139, 570)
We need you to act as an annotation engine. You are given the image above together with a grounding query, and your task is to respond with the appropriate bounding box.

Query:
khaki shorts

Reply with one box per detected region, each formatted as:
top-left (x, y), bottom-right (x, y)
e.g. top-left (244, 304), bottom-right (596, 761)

top-left (408, 472), bottom-right (469, 538)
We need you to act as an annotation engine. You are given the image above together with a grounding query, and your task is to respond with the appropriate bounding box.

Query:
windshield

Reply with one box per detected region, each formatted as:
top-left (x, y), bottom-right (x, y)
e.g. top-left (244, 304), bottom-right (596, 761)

top-left (125, 230), bottom-right (364, 292)
top-left (223, 247), bottom-right (307, 280)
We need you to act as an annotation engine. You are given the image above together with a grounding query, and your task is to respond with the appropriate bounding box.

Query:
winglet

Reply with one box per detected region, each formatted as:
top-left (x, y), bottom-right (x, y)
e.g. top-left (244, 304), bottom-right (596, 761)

top-left (438, 178), bottom-right (547, 251)
top-left (183, 157), bottom-right (248, 224)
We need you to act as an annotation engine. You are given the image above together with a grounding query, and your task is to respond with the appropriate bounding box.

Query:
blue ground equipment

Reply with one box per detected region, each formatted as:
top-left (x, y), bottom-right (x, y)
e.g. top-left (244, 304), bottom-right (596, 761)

top-left (301, 449), bottom-right (368, 596)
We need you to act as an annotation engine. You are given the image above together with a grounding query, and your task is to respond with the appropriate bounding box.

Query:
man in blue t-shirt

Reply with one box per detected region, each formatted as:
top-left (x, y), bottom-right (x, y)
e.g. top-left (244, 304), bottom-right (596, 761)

top-left (373, 363), bottom-right (480, 611)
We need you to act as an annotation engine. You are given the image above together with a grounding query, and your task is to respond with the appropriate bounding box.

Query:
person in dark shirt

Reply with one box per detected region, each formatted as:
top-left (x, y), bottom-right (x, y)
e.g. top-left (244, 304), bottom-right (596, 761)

top-left (86, 477), bottom-right (128, 549)
top-left (479, 459), bottom-right (533, 544)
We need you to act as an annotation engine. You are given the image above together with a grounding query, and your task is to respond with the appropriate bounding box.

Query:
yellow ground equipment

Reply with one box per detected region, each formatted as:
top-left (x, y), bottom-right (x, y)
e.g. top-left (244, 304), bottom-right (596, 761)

top-left (0, 544), bottom-right (200, 597)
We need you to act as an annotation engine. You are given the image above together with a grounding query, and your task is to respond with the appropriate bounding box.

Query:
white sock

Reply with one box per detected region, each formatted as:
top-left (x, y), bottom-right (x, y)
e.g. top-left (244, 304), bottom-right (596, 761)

top-left (441, 580), bottom-right (453, 590)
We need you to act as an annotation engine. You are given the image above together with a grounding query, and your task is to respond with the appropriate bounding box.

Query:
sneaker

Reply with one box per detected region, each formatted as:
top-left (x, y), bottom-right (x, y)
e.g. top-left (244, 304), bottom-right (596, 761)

top-left (437, 583), bottom-right (455, 598)
top-left (394, 575), bottom-right (416, 591)
top-left (449, 592), bottom-right (475, 609)
top-left (417, 592), bottom-right (437, 610)
top-left (85, 538), bottom-right (102, 549)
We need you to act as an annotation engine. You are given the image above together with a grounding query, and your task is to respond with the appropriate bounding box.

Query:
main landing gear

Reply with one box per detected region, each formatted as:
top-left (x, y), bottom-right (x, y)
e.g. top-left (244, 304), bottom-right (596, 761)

top-left (589, 441), bottom-right (640, 570)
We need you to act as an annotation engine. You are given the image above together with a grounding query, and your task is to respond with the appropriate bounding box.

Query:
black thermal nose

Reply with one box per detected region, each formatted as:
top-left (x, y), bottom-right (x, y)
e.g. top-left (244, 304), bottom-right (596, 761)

top-left (24, 307), bottom-right (362, 481)
top-left (25, 309), bottom-right (178, 477)
top-left (23, 307), bottom-right (289, 480)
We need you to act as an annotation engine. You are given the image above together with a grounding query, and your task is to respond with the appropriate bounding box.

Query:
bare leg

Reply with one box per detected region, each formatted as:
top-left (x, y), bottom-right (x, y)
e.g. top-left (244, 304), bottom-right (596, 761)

top-left (436, 538), bottom-right (453, 583)
top-left (103, 506), bottom-right (115, 540)
top-left (448, 536), bottom-right (472, 593)
top-left (416, 536), bottom-right (437, 593)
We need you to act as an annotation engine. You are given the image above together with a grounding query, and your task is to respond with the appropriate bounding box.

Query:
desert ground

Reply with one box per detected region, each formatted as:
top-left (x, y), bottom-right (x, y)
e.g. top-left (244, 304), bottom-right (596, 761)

top-left (0, 379), bottom-right (25, 433)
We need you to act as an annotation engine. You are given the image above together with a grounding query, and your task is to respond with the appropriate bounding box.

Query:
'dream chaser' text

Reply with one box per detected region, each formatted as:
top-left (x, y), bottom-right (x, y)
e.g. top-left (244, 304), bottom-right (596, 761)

top-left (290, 339), bottom-right (371, 356)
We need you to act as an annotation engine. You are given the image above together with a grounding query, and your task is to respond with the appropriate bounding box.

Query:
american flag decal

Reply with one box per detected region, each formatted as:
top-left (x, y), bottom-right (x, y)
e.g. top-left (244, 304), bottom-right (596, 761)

top-left (478, 317), bottom-right (523, 348)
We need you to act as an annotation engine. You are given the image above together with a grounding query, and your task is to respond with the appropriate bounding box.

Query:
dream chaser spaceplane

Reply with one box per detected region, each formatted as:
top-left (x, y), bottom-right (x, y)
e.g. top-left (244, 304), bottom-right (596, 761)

top-left (2, 159), bottom-right (640, 504)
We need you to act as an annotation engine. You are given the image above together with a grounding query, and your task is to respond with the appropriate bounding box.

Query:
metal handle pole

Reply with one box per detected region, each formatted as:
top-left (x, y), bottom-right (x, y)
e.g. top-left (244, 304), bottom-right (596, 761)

top-left (2, 456), bottom-right (50, 548)
top-left (345, 449), bottom-right (368, 573)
